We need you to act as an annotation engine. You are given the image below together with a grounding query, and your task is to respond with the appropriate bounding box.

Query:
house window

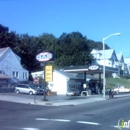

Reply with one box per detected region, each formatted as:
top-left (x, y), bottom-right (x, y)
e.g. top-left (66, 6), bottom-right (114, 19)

top-left (13, 71), bottom-right (19, 79)
top-left (13, 71), bottom-right (15, 77)
top-left (16, 72), bottom-right (19, 78)
top-left (0, 70), bottom-right (4, 74)
top-left (23, 72), bottom-right (28, 79)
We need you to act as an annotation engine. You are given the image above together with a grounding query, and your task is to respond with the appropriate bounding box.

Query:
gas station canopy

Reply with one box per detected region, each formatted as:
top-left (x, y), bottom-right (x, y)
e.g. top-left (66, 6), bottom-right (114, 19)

top-left (64, 65), bottom-right (118, 75)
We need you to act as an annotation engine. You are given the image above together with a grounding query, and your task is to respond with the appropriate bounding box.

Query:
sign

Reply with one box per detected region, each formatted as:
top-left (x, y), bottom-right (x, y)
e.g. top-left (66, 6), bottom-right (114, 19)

top-left (89, 65), bottom-right (99, 70)
top-left (45, 65), bottom-right (53, 82)
top-left (36, 52), bottom-right (54, 62)
top-left (33, 77), bottom-right (39, 84)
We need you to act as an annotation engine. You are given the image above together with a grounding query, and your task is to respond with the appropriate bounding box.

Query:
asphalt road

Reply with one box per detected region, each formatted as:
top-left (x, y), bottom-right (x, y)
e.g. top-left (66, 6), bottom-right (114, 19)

top-left (0, 95), bottom-right (130, 130)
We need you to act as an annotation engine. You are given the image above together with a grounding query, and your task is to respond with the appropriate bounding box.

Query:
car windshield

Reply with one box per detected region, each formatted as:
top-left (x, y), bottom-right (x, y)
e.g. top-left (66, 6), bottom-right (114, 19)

top-left (29, 85), bottom-right (36, 89)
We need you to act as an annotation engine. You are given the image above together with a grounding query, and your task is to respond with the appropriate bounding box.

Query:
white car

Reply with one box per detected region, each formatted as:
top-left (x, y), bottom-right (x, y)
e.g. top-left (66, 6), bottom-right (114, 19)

top-left (114, 86), bottom-right (130, 93)
top-left (15, 84), bottom-right (37, 95)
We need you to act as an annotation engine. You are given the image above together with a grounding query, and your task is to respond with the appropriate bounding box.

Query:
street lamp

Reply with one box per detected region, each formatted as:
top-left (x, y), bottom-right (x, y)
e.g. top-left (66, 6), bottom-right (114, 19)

top-left (103, 33), bottom-right (121, 98)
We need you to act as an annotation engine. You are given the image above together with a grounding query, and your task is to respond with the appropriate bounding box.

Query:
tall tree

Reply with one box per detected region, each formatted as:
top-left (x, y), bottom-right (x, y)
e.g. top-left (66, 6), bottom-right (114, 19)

top-left (55, 32), bottom-right (93, 68)
top-left (0, 24), bottom-right (8, 33)
top-left (0, 24), bottom-right (111, 72)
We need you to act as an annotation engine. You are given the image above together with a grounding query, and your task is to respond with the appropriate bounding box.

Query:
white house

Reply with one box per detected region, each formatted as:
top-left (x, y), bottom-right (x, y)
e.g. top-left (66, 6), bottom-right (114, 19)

top-left (31, 71), bottom-right (44, 79)
top-left (91, 49), bottom-right (118, 68)
top-left (91, 49), bottom-right (129, 77)
top-left (116, 53), bottom-right (129, 75)
top-left (0, 47), bottom-right (29, 86)
top-left (124, 57), bottom-right (130, 74)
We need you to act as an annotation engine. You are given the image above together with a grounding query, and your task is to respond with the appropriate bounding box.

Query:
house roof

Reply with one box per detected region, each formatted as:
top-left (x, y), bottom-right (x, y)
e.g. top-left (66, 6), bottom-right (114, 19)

top-left (98, 49), bottom-right (114, 59)
top-left (91, 49), bottom-right (116, 60)
top-left (0, 47), bottom-right (8, 58)
top-left (55, 70), bottom-right (80, 79)
top-left (0, 47), bottom-right (21, 61)
top-left (116, 53), bottom-right (124, 62)
top-left (35, 69), bottom-right (96, 81)
top-left (56, 70), bottom-right (97, 80)
top-left (91, 49), bottom-right (100, 54)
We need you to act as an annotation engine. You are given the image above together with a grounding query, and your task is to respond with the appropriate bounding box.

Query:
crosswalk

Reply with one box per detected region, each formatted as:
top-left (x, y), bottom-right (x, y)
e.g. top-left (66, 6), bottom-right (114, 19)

top-left (35, 117), bottom-right (119, 127)
top-left (18, 118), bottom-right (130, 130)
top-left (36, 118), bottom-right (100, 125)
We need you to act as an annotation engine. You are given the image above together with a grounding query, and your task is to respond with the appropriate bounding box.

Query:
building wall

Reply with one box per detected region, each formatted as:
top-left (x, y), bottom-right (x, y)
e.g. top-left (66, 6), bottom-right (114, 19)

top-left (31, 71), bottom-right (44, 79)
top-left (31, 70), bottom-right (68, 94)
top-left (31, 70), bottom-right (83, 95)
top-left (52, 71), bottom-right (68, 94)
top-left (0, 49), bottom-right (29, 82)
top-left (96, 59), bottom-right (113, 67)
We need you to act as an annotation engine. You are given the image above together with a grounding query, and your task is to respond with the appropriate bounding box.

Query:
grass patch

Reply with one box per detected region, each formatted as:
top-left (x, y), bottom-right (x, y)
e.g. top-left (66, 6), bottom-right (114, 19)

top-left (106, 77), bottom-right (130, 89)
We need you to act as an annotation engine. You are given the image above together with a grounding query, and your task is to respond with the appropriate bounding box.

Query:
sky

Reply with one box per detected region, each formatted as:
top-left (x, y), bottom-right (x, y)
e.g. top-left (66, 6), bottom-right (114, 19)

top-left (0, 0), bottom-right (130, 57)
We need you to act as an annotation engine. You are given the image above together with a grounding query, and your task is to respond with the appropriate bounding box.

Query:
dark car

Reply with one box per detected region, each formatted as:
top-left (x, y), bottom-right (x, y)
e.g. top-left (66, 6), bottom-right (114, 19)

top-left (33, 84), bottom-right (50, 95)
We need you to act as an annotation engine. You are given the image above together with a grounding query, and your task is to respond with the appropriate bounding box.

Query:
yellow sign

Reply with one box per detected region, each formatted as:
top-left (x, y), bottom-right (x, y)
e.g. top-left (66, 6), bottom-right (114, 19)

top-left (45, 65), bottom-right (53, 82)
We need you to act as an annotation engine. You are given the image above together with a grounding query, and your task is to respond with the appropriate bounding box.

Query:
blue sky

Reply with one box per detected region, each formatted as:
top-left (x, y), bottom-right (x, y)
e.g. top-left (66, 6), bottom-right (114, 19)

top-left (0, 0), bottom-right (130, 57)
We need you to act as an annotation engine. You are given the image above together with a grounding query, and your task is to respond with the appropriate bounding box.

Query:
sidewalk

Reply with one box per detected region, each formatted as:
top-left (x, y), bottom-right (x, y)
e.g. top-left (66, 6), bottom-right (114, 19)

top-left (36, 93), bottom-right (130, 106)
top-left (0, 93), bottom-right (130, 106)
top-left (35, 95), bottom-right (106, 106)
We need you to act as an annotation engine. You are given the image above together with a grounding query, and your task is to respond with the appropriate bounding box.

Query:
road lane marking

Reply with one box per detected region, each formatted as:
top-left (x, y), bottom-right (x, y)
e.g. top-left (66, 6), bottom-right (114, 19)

top-left (36, 118), bottom-right (100, 125)
top-left (110, 125), bottom-right (119, 128)
top-left (77, 121), bottom-right (100, 125)
top-left (36, 118), bottom-right (70, 122)
top-left (51, 119), bottom-right (71, 122)
top-left (22, 128), bottom-right (40, 130)
top-left (36, 118), bottom-right (49, 121)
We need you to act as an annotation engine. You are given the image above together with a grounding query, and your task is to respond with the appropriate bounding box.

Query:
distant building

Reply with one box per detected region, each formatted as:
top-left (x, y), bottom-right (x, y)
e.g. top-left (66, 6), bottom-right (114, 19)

top-left (124, 57), bottom-right (130, 74)
top-left (0, 47), bottom-right (29, 86)
top-left (91, 49), bottom-right (128, 77)
top-left (91, 49), bottom-right (118, 67)
top-left (116, 53), bottom-right (129, 76)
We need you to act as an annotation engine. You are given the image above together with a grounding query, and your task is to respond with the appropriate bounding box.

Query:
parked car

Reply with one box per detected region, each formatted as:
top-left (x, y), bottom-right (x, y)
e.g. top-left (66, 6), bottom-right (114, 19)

top-left (33, 84), bottom-right (50, 95)
top-left (66, 89), bottom-right (81, 96)
top-left (113, 86), bottom-right (130, 93)
top-left (15, 84), bottom-right (37, 95)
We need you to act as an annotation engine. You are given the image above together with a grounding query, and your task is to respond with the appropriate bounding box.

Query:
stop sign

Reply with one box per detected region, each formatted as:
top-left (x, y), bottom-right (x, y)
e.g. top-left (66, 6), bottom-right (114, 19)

top-left (33, 77), bottom-right (39, 84)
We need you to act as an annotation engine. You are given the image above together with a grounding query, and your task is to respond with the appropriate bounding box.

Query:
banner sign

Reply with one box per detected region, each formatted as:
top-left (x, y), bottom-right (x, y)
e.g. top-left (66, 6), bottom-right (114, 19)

top-left (36, 52), bottom-right (54, 62)
top-left (45, 65), bottom-right (53, 82)
top-left (89, 65), bottom-right (99, 70)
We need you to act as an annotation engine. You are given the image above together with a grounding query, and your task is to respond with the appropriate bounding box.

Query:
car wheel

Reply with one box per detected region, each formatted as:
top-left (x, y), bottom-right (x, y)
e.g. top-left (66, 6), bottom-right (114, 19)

top-left (16, 90), bottom-right (20, 94)
top-left (40, 90), bottom-right (44, 95)
top-left (29, 91), bottom-right (33, 95)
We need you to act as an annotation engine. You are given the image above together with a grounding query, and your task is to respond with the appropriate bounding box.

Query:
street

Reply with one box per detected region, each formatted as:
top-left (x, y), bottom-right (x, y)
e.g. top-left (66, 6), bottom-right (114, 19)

top-left (0, 95), bottom-right (130, 130)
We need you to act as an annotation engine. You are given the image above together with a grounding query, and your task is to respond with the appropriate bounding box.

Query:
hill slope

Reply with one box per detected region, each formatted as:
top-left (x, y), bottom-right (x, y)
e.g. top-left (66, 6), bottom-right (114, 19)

top-left (106, 77), bottom-right (130, 88)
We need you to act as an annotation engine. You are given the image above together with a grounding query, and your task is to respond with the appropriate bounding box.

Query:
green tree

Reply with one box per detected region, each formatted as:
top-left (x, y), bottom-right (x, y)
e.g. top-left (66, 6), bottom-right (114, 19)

top-left (0, 24), bottom-right (111, 72)
top-left (55, 32), bottom-right (92, 68)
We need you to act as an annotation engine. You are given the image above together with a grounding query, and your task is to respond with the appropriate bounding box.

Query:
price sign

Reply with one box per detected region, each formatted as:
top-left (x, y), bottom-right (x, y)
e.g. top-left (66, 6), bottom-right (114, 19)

top-left (45, 65), bottom-right (53, 82)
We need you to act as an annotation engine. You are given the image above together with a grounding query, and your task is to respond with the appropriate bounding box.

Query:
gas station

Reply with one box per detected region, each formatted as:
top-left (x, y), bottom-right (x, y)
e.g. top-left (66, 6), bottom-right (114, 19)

top-left (64, 65), bottom-right (118, 95)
